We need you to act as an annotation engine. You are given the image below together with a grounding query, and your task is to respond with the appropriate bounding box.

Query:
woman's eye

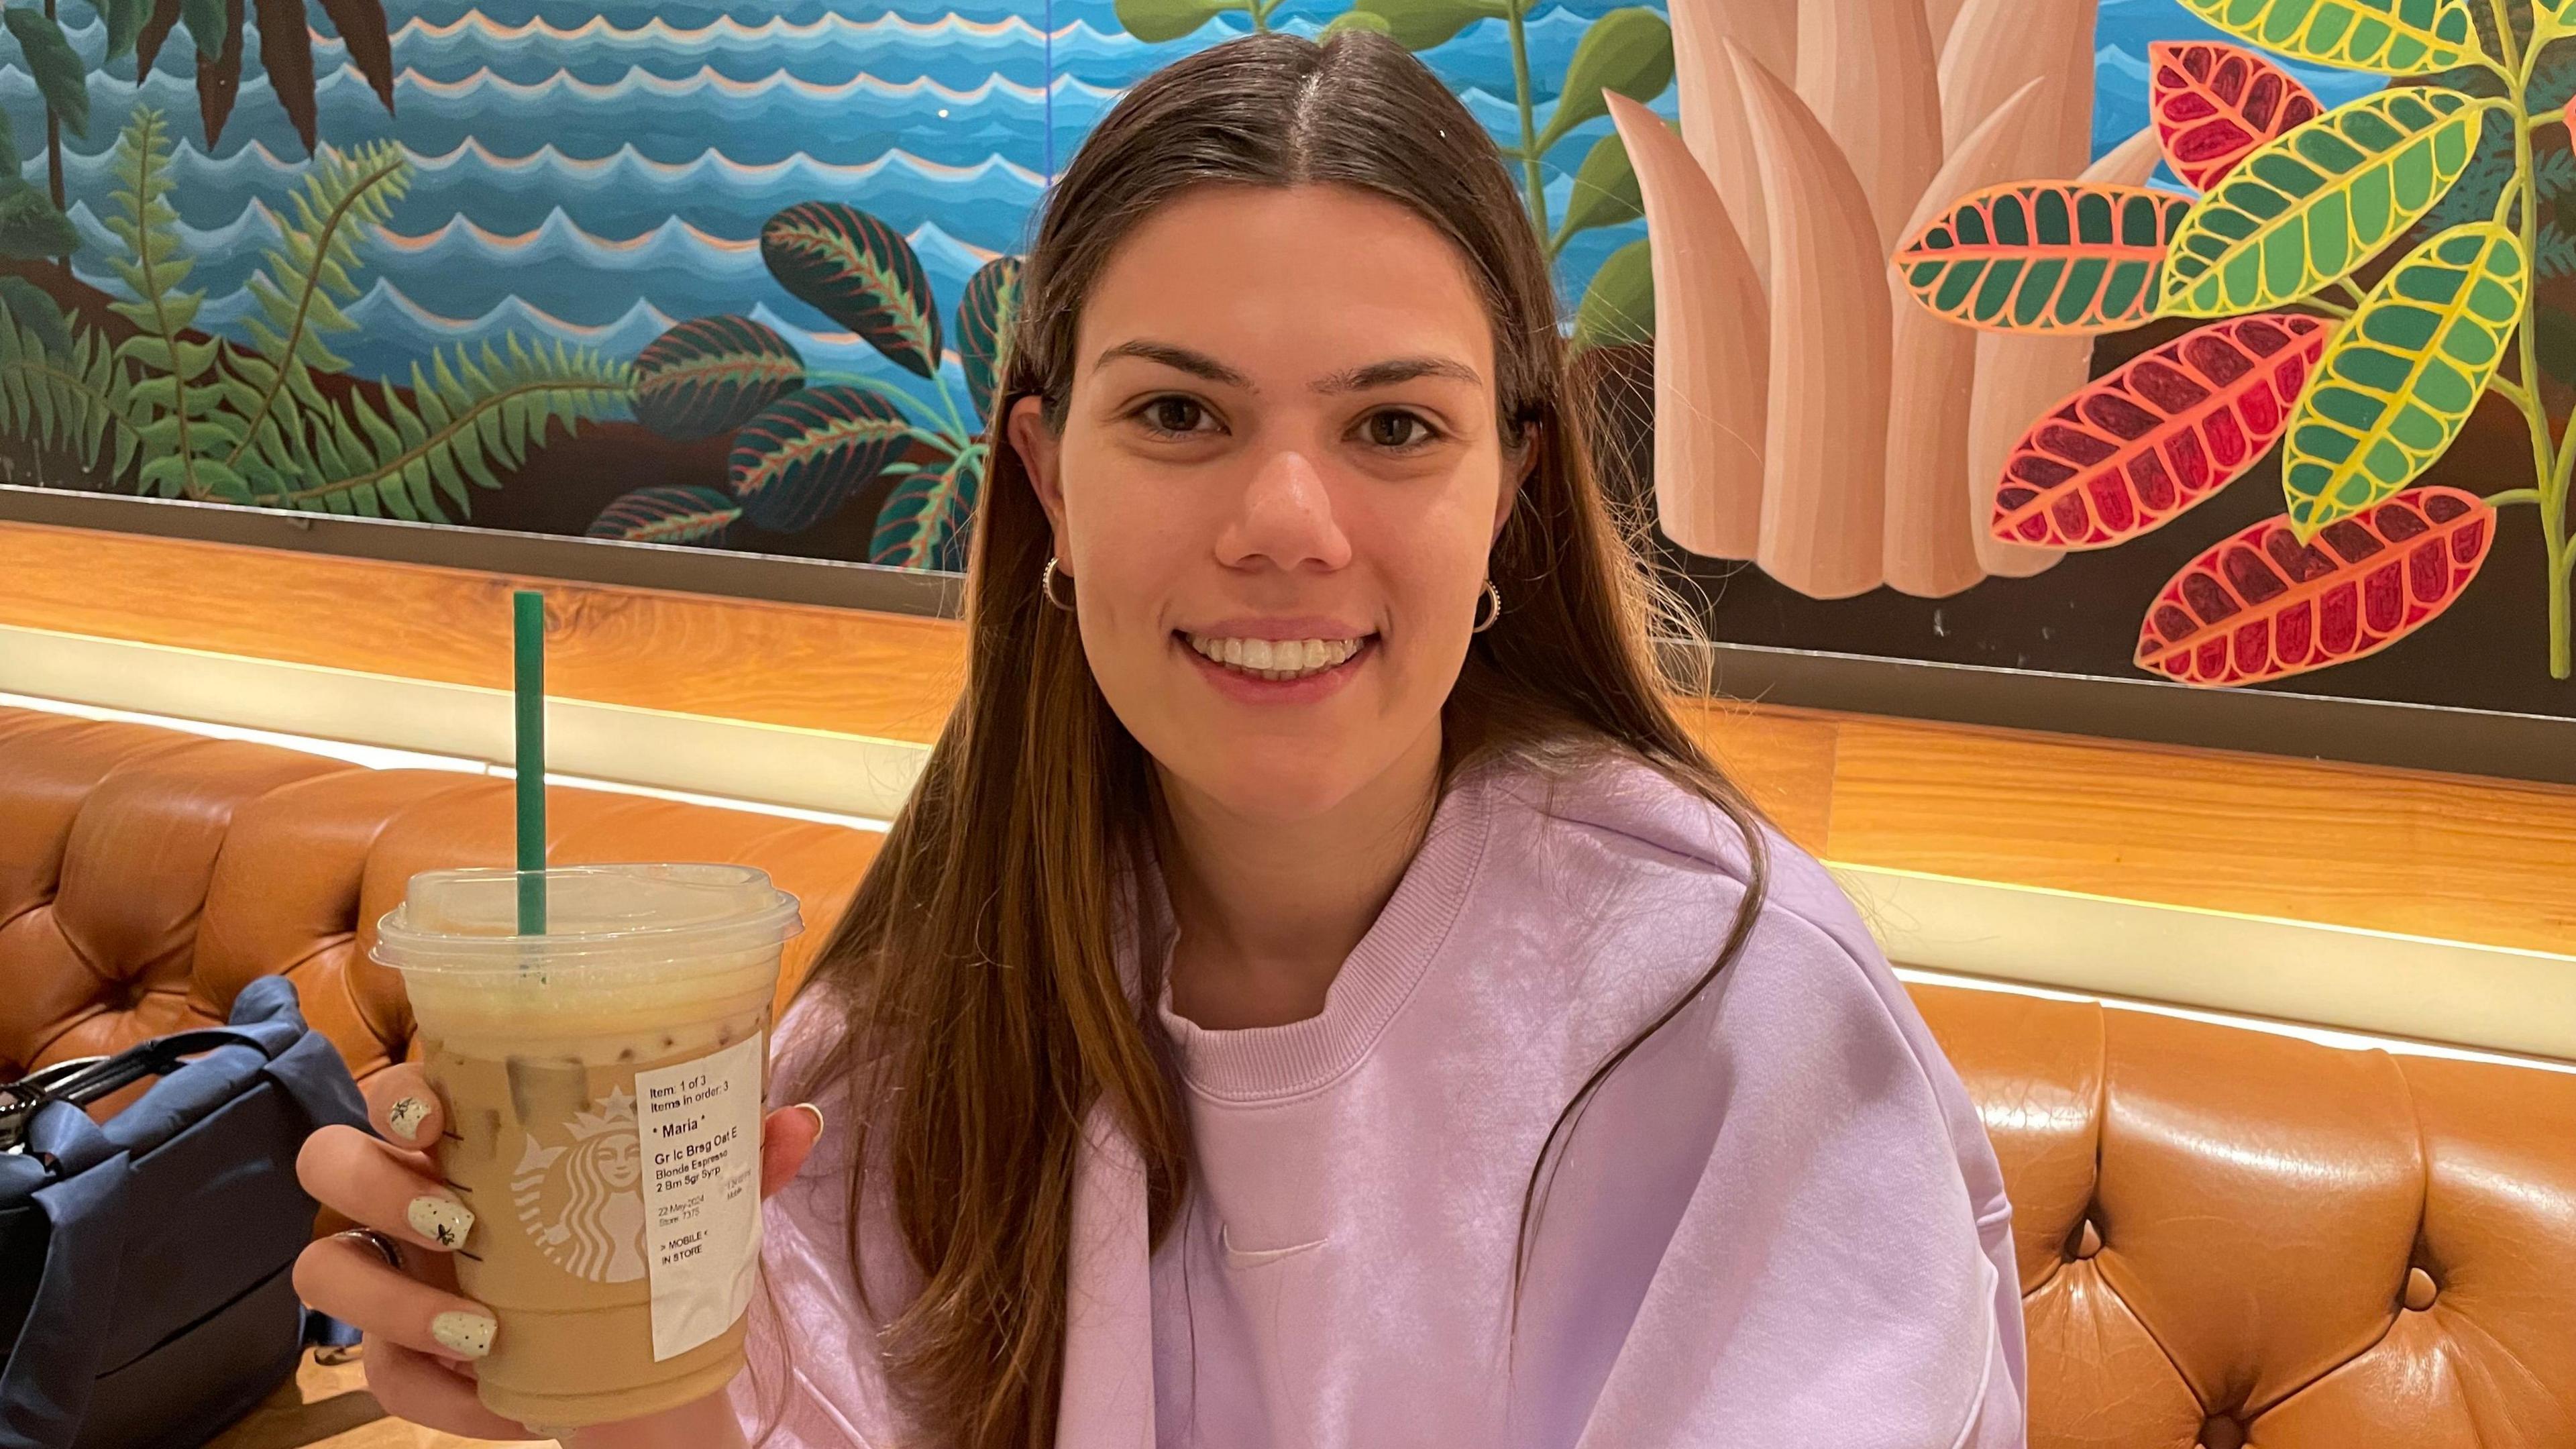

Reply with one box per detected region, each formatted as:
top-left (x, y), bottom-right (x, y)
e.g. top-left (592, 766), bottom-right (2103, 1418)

top-left (1361, 411), bottom-right (1435, 450)
top-left (1140, 396), bottom-right (1209, 436)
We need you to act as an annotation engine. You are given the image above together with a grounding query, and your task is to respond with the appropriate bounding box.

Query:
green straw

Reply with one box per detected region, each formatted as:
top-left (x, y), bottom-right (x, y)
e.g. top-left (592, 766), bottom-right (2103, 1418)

top-left (513, 589), bottom-right (547, 935)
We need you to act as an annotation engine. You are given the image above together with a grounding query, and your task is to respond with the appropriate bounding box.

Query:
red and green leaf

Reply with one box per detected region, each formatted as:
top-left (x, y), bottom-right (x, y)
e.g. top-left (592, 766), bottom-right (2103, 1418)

top-left (726, 384), bottom-right (912, 533)
top-left (870, 444), bottom-right (981, 572)
top-left (2149, 40), bottom-right (2322, 193)
top-left (1892, 183), bottom-right (2190, 333)
top-left (1994, 313), bottom-right (2328, 548)
top-left (2135, 486), bottom-right (2493, 686)
top-left (956, 257), bottom-right (1021, 428)
top-left (586, 485), bottom-right (743, 545)
top-left (760, 202), bottom-right (943, 379)
top-left (632, 314), bottom-right (805, 439)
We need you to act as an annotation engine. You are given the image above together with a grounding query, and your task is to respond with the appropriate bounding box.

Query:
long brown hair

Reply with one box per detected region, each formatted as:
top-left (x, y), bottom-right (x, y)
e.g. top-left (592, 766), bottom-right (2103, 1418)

top-left (800, 28), bottom-right (1770, 1447)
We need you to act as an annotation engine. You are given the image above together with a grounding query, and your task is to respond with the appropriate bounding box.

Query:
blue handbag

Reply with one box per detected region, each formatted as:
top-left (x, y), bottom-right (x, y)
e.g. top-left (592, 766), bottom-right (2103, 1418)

top-left (0, 975), bottom-right (368, 1449)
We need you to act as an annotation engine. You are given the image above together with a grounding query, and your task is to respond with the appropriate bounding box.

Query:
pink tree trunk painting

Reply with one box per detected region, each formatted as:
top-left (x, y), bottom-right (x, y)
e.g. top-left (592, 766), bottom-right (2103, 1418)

top-left (1642, 0), bottom-right (2124, 599)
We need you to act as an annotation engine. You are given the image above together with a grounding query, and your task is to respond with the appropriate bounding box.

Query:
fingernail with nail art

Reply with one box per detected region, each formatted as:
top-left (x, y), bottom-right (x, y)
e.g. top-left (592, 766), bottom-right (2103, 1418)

top-left (431, 1311), bottom-right (496, 1359)
top-left (408, 1193), bottom-right (475, 1250)
top-left (386, 1096), bottom-right (431, 1144)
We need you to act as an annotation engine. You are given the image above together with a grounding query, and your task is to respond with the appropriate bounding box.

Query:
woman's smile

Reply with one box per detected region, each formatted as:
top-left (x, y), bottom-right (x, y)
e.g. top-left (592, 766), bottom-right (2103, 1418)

top-left (1174, 625), bottom-right (1380, 703)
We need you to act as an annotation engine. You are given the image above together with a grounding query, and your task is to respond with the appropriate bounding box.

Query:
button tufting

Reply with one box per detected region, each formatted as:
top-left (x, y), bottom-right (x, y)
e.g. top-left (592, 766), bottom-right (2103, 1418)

top-left (2070, 1218), bottom-right (2102, 1260)
top-left (2198, 1415), bottom-right (2246, 1449)
top-left (2404, 1266), bottom-right (2438, 1311)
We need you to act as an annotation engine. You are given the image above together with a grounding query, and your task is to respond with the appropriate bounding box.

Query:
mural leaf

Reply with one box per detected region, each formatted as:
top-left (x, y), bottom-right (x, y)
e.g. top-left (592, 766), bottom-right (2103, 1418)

top-left (0, 314), bottom-right (133, 476)
top-left (1332, 0), bottom-right (1502, 52)
top-left (4, 7), bottom-right (91, 139)
top-left (761, 202), bottom-right (943, 379)
top-left (1554, 131), bottom-right (1644, 248)
top-left (1893, 182), bottom-right (2188, 333)
top-left (631, 314), bottom-right (805, 439)
top-left (2282, 221), bottom-right (2521, 539)
top-left (2136, 486), bottom-right (2493, 684)
top-left (249, 0), bottom-right (316, 150)
top-left (193, 0), bottom-right (242, 159)
top-left (0, 179), bottom-right (77, 258)
top-left (219, 138), bottom-right (410, 494)
top-left (1573, 235), bottom-right (1653, 349)
top-left (0, 275), bottom-right (67, 358)
top-left (2419, 105), bottom-right (2516, 231)
top-left (955, 256), bottom-right (1020, 429)
top-left (588, 485), bottom-right (744, 545)
top-left (871, 443), bottom-right (982, 571)
top-left (2170, 0), bottom-right (2480, 76)
top-left (2160, 89), bottom-right (2490, 317)
top-left (727, 384), bottom-right (912, 532)
top-left (2536, 221), bottom-right (2576, 278)
top-left (100, 0), bottom-right (147, 58)
top-left (1112, 0), bottom-right (1228, 43)
top-left (259, 337), bottom-right (631, 521)
top-left (133, 0), bottom-right (181, 80)
top-left (1532, 8), bottom-right (1672, 157)
top-left (1994, 313), bottom-right (2329, 548)
top-left (309, 0), bottom-right (395, 110)
top-left (176, 0), bottom-right (221, 56)
top-left (2149, 41), bottom-right (2322, 192)
top-left (101, 109), bottom-right (235, 500)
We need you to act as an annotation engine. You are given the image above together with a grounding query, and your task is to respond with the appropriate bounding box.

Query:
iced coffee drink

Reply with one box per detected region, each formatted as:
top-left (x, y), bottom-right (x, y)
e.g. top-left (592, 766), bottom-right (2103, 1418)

top-left (374, 863), bottom-right (801, 1430)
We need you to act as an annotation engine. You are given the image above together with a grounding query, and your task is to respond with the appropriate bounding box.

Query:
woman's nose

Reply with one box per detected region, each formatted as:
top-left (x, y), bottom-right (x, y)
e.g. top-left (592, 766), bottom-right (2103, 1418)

top-left (1227, 448), bottom-right (1352, 568)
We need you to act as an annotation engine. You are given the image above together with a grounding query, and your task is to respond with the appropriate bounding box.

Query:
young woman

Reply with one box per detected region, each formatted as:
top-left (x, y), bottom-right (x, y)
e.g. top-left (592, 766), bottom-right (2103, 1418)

top-left (294, 30), bottom-right (2026, 1449)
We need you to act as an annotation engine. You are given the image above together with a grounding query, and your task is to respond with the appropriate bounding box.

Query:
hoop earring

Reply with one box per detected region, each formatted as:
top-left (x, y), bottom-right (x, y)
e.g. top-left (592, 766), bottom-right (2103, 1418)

top-left (1472, 578), bottom-right (1503, 633)
top-left (1040, 555), bottom-right (1074, 612)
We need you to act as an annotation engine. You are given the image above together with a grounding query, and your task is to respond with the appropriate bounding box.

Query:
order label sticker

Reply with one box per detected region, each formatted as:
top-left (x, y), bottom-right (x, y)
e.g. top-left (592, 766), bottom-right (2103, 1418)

top-left (634, 1030), bottom-right (765, 1362)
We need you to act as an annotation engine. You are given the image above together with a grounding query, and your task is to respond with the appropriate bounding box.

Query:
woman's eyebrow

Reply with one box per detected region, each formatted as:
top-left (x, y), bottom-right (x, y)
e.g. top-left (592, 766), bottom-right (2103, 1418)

top-left (1091, 342), bottom-right (1483, 396)
top-left (1311, 356), bottom-right (1483, 393)
top-left (1093, 339), bottom-right (1254, 388)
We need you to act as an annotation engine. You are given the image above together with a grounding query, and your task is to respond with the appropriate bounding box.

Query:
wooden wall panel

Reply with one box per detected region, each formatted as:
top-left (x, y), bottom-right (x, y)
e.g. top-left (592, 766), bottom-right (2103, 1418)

top-left (0, 523), bottom-right (967, 743)
top-left (1670, 695), bottom-right (1839, 851)
top-left (7, 521), bottom-right (2573, 953)
top-left (1824, 719), bottom-right (2576, 955)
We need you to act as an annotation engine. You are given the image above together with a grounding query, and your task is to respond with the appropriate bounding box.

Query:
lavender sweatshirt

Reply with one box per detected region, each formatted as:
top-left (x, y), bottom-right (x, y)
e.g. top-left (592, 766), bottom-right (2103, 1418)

top-left (733, 750), bottom-right (2027, 1446)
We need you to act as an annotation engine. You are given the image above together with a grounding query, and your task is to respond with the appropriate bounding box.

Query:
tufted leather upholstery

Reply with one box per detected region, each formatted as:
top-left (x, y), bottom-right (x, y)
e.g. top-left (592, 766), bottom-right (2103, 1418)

top-left (5, 703), bottom-right (2572, 1446)
top-left (0, 706), bottom-right (879, 1088)
top-left (1914, 987), bottom-right (2576, 1448)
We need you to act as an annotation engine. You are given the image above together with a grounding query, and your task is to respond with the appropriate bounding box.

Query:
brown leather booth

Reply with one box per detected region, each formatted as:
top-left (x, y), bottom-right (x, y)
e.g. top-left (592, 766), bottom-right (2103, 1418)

top-left (4, 704), bottom-right (2571, 1447)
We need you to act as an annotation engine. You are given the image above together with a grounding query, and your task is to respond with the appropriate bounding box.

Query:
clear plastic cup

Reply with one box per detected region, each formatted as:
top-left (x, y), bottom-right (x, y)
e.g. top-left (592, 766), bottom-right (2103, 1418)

top-left (374, 863), bottom-right (802, 1431)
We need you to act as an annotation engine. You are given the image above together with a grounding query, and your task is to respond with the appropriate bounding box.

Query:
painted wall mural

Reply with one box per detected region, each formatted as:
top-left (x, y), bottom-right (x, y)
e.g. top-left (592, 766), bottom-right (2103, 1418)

top-left (1629, 0), bottom-right (2574, 722)
top-left (0, 0), bottom-right (1669, 564)
top-left (0, 0), bottom-right (2567, 725)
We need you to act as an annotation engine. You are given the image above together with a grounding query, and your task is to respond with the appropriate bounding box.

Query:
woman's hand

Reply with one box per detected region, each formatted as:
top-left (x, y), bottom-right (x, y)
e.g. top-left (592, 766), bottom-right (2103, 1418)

top-left (292, 1063), bottom-right (824, 1442)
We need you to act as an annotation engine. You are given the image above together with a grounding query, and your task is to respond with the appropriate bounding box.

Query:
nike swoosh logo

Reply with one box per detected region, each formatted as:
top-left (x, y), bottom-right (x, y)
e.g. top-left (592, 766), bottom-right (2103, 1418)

top-left (1220, 1224), bottom-right (1328, 1268)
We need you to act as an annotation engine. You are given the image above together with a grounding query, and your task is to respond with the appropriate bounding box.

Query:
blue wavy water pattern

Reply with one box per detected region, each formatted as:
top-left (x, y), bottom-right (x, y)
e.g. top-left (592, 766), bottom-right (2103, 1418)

top-left (3, 0), bottom-right (2371, 412)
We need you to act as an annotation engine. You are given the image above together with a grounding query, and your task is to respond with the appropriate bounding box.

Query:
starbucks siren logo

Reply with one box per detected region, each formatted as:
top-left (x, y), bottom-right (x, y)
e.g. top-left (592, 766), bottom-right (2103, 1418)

top-left (511, 1087), bottom-right (647, 1283)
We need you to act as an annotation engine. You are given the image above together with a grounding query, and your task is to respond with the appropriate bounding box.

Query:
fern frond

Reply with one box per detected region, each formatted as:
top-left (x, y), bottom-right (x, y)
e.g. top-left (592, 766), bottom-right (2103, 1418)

top-left (102, 106), bottom-right (237, 500)
top-left (2536, 146), bottom-right (2576, 203)
top-left (259, 336), bottom-right (633, 522)
top-left (219, 140), bottom-right (410, 480)
top-left (0, 317), bottom-right (138, 479)
top-left (2537, 222), bottom-right (2576, 279)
